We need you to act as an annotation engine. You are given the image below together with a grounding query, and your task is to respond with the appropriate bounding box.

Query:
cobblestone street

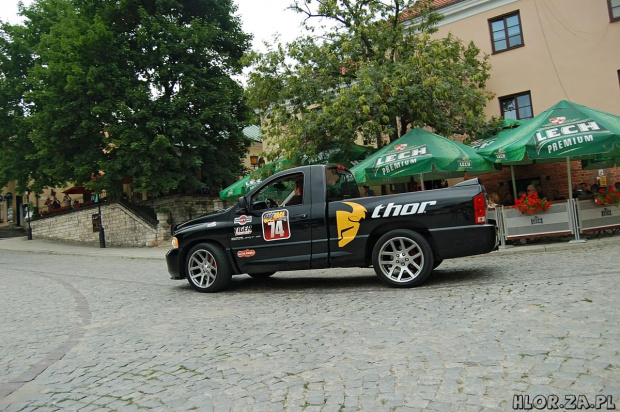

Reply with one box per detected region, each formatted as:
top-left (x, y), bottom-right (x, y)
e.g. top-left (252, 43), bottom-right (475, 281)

top-left (0, 239), bottom-right (619, 411)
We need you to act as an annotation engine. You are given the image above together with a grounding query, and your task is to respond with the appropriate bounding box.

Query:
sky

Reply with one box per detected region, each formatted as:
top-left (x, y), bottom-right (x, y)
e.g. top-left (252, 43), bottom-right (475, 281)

top-left (0, 0), bottom-right (309, 53)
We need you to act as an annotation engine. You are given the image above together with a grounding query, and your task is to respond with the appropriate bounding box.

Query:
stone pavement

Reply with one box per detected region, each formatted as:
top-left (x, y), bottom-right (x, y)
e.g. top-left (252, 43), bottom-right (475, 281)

top-left (0, 232), bottom-right (619, 411)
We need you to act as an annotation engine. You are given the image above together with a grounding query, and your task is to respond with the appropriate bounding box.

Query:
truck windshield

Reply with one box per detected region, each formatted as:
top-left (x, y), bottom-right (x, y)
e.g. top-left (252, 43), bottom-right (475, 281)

top-left (326, 167), bottom-right (360, 202)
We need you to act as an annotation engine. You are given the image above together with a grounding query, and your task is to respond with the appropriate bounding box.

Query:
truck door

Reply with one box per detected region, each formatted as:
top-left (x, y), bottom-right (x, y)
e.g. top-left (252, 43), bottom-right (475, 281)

top-left (231, 171), bottom-right (313, 274)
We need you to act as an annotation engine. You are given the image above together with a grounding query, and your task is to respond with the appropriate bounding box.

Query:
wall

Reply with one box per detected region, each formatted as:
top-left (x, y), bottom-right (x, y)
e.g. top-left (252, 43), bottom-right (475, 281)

top-left (478, 162), bottom-right (620, 202)
top-left (138, 195), bottom-right (223, 230)
top-left (30, 202), bottom-right (160, 247)
top-left (431, 0), bottom-right (620, 118)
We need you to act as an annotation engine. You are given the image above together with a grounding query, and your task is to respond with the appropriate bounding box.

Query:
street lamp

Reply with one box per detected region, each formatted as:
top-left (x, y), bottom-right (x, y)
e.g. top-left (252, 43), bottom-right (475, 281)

top-left (25, 190), bottom-right (32, 240)
top-left (250, 155), bottom-right (259, 169)
top-left (91, 172), bottom-right (106, 248)
top-left (97, 192), bottom-right (106, 248)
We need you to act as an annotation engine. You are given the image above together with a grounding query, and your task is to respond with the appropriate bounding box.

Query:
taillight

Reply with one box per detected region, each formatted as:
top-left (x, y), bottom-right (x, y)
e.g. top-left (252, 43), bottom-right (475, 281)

top-left (473, 193), bottom-right (486, 224)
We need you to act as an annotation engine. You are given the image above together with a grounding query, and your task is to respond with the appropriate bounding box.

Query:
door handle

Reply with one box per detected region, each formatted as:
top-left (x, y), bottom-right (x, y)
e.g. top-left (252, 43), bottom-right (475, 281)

top-left (293, 214), bottom-right (308, 219)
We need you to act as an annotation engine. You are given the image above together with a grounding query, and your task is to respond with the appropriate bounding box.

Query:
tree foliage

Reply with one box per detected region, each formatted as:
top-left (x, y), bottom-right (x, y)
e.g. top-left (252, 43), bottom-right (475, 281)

top-left (245, 0), bottom-right (499, 163)
top-left (0, 0), bottom-right (252, 195)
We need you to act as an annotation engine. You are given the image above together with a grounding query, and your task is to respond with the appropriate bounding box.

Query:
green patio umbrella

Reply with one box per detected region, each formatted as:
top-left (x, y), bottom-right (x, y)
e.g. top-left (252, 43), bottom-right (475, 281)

top-left (468, 118), bottom-right (525, 151)
top-left (580, 156), bottom-right (619, 171)
top-left (477, 100), bottom-right (620, 163)
top-left (300, 143), bottom-right (377, 168)
top-left (350, 128), bottom-right (497, 186)
top-left (477, 100), bottom-right (620, 197)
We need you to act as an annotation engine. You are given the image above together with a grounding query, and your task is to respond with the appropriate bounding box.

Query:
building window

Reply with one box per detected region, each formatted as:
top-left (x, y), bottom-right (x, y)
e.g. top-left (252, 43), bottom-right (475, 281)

top-left (500, 92), bottom-right (533, 120)
top-left (609, 0), bottom-right (620, 21)
top-left (489, 12), bottom-right (523, 53)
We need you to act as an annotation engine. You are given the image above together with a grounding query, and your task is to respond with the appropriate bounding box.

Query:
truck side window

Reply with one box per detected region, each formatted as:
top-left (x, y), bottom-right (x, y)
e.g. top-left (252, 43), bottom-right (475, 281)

top-left (326, 167), bottom-right (360, 202)
top-left (251, 173), bottom-right (305, 210)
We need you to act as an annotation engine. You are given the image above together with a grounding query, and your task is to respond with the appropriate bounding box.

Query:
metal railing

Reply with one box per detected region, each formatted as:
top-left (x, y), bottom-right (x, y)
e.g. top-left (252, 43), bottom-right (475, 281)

top-left (118, 199), bottom-right (158, 228)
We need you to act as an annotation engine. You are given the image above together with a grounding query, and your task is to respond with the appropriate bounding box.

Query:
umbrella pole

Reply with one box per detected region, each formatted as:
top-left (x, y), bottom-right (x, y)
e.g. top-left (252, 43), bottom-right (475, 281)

top-left (510, 165), bottom-right (517, 198)
top-left (566, 157), bottom-right (572, 200)
top-left (567, 157), bottom-right (586, 243)
top-left (420, 174), bottom-right (425, 191)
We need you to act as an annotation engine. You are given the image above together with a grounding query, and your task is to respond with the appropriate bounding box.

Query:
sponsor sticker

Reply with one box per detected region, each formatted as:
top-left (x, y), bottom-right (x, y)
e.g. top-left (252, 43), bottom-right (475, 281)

top-left (335, 200), bottom-right (439, 247)
top-left (234, 226), bottom-right (253, 236)
top-left (234, 215), bottom-right (252, 225)
top-left (262, 209), bottom-right (291, 241)
top-left (336, 202), bottom-right (367, 247)
top-left (371, 201), bottom-right (437, 218)
top-left (237, 249), bottom-right (256, 258)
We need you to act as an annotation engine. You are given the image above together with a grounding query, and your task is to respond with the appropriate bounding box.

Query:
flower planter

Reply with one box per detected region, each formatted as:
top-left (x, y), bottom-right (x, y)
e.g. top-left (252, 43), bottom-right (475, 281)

top-left (501, 203), bottom-right (573, 239)
top-left (594, 199), bottom-right (619, 207)
top-left (593, 187), bottom-right (620, 206)
top-left (519, 206), bottom-right (545, 215)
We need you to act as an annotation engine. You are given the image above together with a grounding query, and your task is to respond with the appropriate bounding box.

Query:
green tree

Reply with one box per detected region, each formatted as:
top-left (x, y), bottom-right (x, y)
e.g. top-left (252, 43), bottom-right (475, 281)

top-left (0, 0), bottom-right (252, 196)
top-left (245, 0), bottom-right (499, 163)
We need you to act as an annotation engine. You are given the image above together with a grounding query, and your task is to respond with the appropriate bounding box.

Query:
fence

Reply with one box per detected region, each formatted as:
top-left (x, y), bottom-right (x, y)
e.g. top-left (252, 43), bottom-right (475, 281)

top-left (493, 199), bottom-right (620, 246)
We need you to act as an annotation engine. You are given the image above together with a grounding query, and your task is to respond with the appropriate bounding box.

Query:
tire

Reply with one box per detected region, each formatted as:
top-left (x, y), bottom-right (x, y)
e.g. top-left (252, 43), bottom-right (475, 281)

top-left (248, 272), bottom-right (276, 280)
top-left (185, 243), bottom-right (232, 292)
top-left (372, 229), bottom-right (434, 288)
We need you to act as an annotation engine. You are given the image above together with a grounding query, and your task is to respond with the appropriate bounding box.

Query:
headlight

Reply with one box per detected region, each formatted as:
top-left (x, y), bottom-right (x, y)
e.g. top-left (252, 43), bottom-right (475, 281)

top-left (171, 237), bottom-right (179, 249)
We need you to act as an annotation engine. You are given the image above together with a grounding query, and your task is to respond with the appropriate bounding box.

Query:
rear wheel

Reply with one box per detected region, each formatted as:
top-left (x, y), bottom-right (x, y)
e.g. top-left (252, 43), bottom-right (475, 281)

top-left (185, 243), bottom-right (232, 292)
top-left (372, 229), bottom-right (434, 288)
top-left (248, 272), bottom-right (275, 280)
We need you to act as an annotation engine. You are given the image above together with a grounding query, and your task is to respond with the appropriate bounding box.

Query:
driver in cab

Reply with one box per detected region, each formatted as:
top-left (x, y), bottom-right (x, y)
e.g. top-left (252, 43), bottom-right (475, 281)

top-left (286, 179), bottom-right (304, 206)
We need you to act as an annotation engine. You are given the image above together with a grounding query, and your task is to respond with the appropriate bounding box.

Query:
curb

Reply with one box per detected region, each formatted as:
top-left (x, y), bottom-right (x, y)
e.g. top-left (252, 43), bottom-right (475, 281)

top-left (0, 236), bottom-right (168, 261)
top-left (1, 233), bottom-right (618, 260)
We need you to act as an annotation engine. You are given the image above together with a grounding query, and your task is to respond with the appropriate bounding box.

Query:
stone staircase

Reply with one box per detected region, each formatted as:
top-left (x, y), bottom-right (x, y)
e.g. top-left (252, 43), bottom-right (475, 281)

top-left (0, 226), bottom-right (27, 238)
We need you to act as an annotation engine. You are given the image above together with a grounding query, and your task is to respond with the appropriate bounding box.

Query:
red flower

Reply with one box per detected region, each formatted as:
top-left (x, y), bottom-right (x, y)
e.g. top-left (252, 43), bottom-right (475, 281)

top-left (514, 192), bottom-right (552, 214)
top-left (594, 187), bottom-right (620, 206)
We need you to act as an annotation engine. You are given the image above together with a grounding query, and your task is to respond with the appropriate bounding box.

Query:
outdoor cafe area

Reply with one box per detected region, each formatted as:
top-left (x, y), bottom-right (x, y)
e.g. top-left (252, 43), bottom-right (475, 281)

top-left (489, 196), bottom-right (620, 247)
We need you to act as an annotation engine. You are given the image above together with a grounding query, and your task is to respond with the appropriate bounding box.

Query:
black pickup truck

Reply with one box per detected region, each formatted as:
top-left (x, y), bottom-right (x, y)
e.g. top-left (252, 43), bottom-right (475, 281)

top-left (166, 164), bottom-right (496, 292)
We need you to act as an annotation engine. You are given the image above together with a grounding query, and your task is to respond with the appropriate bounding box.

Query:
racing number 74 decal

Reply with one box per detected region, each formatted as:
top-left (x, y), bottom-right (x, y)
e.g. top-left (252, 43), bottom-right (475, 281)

top-left (262, 209), bottom-right (291, 241)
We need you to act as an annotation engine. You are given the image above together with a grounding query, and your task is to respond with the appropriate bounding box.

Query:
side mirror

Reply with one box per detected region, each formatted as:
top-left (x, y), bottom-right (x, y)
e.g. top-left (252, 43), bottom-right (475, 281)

top-left (237, 196), bottom-right (248, 213)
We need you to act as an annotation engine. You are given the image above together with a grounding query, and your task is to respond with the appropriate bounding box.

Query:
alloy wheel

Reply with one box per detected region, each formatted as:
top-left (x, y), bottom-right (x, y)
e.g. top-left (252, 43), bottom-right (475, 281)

top-left (377, 236), bottom-right (424, 283)
top-left (188, 249), bottom-right (218, 288)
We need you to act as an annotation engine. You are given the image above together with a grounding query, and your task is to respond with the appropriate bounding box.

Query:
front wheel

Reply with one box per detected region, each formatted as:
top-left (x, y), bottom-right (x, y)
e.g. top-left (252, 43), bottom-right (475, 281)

top-left (185, 243), bottom-right (232, 292)
top-left (372, 229), bottom-right (434, 288)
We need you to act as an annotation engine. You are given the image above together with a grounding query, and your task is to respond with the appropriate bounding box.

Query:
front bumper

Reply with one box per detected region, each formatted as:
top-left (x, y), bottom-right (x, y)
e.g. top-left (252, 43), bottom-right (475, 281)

top-left (166, 248), bottom-right (184, 280)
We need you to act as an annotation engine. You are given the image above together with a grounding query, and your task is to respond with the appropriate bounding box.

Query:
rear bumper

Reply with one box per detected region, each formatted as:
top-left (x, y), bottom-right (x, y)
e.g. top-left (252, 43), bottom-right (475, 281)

top-left (166, 248), bottom-right (184, 280)
top-left (430, 224), bottom-right (497, 259)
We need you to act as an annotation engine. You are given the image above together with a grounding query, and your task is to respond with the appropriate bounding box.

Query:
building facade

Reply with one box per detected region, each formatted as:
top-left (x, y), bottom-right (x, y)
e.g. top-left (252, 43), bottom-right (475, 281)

top-left (425, 0), bottom-right (620, 198)
top-left (431, 0), bottom-right (620, 118)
